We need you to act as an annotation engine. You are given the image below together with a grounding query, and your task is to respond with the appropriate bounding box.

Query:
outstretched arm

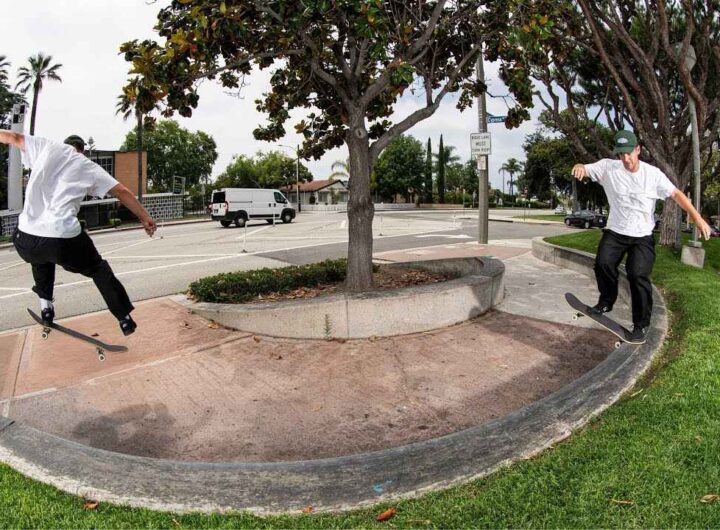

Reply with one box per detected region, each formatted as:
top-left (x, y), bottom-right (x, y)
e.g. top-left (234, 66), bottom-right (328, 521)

top-left (0, 131), bottom-right (25, 151)
top-left (109, 183), bottom-right (157, 237)
top-left (671, 189), bottom-right (711, 240)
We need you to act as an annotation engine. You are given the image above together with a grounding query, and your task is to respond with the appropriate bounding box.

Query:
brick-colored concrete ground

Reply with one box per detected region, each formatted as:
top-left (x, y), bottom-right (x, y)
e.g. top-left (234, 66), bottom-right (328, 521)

top-left (0, 242), bottom-right (619, 462)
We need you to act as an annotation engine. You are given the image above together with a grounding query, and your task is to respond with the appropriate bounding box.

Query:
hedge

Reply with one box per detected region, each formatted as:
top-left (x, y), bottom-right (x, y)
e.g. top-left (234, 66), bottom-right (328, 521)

top-left (188, 259), bottom-right (350, 304)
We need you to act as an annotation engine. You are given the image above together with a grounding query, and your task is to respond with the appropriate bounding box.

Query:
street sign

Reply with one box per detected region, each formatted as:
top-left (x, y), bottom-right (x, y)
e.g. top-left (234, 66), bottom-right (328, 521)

top-left (471, 132), bottom-right (491, 156)
top-left (476, 156), bottom-right (487, 171)
top-left (487, 114), bottom-right (507, 124)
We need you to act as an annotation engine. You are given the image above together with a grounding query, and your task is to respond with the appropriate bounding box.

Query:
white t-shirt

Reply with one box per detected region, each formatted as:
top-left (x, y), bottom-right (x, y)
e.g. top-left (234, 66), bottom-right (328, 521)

top-left (19, 136), bottom-right (119, 238)
top-left (585, 159), bottom-right (676, 237)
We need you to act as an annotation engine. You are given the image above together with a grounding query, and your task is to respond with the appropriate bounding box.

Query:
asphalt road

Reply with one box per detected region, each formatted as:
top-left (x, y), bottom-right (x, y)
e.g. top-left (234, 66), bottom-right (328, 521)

top-left (0, 210), bottom-right (572, 331)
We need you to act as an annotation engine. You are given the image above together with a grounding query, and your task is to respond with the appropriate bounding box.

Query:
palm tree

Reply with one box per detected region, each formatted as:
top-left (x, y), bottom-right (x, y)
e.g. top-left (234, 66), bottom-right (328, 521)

top-left (0, 55), bottom-right (10, 85)
top-left (433, 144), bottom-right (461, 171)
top-left (15, 53), bottom-right (62, 135)
top-left (329, 159), bottom-right (349, 181)
top-left (500, 158), bottom-right (523, 200)
top-left (116, 80), bottom-right (159, 202)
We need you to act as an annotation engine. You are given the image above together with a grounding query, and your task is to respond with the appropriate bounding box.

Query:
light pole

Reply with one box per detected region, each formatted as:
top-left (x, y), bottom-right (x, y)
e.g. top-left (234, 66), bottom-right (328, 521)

top-left (476, 49), bottom-right (489, 244)
top-left (686, 47), bottom-right (702, 247)
top-left (674, 43), bottom-right (705, 267)
top-left (280, 144), bottom-right (301, 212)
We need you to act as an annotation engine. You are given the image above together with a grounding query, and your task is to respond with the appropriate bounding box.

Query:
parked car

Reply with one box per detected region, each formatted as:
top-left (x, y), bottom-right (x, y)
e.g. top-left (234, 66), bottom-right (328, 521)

top-left (564, 210), bottom-right (607, 229)
top-left (553, 205), bottom-right (567, 215)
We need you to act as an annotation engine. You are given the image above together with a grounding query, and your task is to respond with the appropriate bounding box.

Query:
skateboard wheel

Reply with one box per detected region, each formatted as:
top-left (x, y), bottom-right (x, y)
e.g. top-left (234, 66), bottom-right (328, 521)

top-left (41, 331), bottom-right (49, 340)
top-left (614, 341), bottom-right (621, 349)
top-left (97, 348), bottom-right (106, 361)
top-left (571, 314), bottom-right (578, 321)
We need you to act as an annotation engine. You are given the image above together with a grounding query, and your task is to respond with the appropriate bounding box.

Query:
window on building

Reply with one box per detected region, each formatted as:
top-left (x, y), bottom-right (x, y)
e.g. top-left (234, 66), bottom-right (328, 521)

top-left (94, 156), bottom-right (114, 175)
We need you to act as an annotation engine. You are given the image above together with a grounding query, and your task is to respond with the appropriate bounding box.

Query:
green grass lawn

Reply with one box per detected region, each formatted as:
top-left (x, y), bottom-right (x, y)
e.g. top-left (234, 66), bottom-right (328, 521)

top-left (513, 214), bottom-right (566, 222)
top-left (1, 232), bottom-right (719, 527)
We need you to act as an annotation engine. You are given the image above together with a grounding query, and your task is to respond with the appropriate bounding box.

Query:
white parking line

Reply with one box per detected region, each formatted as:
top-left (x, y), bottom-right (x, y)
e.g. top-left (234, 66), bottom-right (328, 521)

top-left (107, 254), bottom-right (240, 259)
top-left (102, 237), bottom-right (156, 256)
top-left (0, 223), bottom-right (466, 300)
top-left (0, 260), bottom-right (25, 272)
top-left (236, 225), bottom-right (274, 239)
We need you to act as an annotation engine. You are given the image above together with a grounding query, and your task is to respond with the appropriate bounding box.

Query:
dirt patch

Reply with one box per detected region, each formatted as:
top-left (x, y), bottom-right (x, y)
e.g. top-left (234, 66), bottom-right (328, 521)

top-left (248, 266), bottom-right (455, 304)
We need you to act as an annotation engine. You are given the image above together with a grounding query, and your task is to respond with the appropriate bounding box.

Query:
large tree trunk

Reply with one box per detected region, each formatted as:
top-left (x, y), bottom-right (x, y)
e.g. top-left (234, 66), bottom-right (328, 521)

top-left (659, 199), bottom-right (682, 249)
top-left (345, 114), bottom-right (374, 292)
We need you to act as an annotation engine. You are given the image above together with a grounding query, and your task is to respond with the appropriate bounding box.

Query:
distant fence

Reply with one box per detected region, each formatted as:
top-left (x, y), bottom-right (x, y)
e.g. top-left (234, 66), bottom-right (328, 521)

top-left (301, 203), bottom-right (417, 212)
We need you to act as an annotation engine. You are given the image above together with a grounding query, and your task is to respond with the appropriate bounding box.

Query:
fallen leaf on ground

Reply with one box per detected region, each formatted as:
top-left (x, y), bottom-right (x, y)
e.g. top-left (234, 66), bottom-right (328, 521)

top-left (253, 336), bottom-right (261, 342)
top-left (302, 506), bottom-right (314, 513)
top-left (82, 501), bottom-right (99, 510)
top-left (207, 322), bottom-right (219, 329)
top-left (701, 494), bottom-right (720, 503)
top-left (91, 333), bottom-right (99, 337)
top-left (171, 518), bottom-right (181, 527)
top-left (610, 499), bottom-right (634, 506)
top-left (377, 507), bottom-right (396, 522)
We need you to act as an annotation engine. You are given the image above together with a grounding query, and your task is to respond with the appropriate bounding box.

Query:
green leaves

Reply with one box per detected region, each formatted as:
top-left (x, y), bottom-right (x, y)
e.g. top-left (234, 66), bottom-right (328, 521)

top-left (120, 119), bottom-right (218, 192)
top-left (188, 259), bottom-right (348, 304)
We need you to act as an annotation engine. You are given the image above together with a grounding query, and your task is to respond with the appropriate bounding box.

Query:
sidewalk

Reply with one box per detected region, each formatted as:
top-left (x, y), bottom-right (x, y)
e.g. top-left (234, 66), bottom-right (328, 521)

top-left (0, 240), bottom-right (626, 463)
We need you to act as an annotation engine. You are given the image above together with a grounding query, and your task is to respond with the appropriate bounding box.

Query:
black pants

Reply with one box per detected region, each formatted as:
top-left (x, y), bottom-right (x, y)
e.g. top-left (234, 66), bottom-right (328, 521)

top-left (594, 229), bottom-right (655, 328)
top-left (13, 229), bottom-right (134, 320)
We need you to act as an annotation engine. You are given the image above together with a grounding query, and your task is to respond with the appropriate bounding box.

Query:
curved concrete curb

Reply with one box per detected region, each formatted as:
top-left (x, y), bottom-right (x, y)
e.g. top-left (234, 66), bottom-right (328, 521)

top-left (0, 239), bottom-right (668, 515)
top-left (179, 257), bottom-right (504, 339)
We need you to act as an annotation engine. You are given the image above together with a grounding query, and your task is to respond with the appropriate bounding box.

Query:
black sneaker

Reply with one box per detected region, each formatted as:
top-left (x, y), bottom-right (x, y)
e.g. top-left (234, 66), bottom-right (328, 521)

top-left (40, 307), bottom-right (55, 326)
top-left (590, 303), bottom-right (612, 316)
top-left (627, 325), bottom-right (648, 344)
top-left (119, 315), bottom-right (137, 336)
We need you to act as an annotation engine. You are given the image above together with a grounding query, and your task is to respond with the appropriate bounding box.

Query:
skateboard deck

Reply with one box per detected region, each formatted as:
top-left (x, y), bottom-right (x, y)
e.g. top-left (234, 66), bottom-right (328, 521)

top-left (564, 293), bottom-right (643, 347)
top-left (27, 308), bottom-right (127, 361)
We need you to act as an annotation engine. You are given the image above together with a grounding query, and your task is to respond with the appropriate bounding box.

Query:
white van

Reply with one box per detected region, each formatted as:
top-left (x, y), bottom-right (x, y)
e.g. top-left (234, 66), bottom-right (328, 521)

top-left (210, 188), bottom-right (296, 228)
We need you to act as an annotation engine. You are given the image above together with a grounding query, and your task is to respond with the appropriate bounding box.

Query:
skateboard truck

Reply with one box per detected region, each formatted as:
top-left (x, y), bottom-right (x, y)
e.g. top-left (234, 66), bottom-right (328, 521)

top-left (565, 293), bottom-right (643, 349)
top-left (28, 309), bottom-right (127, 361)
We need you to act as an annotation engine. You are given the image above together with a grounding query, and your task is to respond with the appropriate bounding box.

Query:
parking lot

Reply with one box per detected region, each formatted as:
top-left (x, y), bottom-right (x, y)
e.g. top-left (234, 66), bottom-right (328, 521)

top-left (0, 210), bottom-right (570, 331)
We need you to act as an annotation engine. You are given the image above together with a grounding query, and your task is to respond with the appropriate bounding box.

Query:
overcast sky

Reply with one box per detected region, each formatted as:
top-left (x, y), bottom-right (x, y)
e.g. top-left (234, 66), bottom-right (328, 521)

top-left (2, 0), bottom-right (544, 190)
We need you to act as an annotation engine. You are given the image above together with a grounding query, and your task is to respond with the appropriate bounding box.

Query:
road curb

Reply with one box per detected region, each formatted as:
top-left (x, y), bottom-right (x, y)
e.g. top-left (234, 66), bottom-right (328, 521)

top-left (0, 238), bottom-right (668, 515)
top-left (0, 218), bottom-right (214, 250)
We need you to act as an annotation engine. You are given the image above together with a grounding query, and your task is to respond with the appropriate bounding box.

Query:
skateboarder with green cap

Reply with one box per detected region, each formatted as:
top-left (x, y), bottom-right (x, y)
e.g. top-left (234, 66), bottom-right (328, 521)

top-left (571, 130), bottom-right (711, 344)
top-left (0, 131), bottom-right (157, 336)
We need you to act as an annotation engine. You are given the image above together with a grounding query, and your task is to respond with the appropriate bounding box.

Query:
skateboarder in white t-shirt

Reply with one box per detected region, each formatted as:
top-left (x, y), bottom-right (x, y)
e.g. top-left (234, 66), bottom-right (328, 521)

top-left (572, 130), bottom-right (711, 343)
top-left (0, 131), bottom-right (157, 335)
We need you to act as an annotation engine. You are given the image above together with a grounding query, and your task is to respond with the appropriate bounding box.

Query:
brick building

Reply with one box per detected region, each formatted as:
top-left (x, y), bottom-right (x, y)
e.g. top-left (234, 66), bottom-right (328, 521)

top-left (87, 149), bottom-right (147, 197)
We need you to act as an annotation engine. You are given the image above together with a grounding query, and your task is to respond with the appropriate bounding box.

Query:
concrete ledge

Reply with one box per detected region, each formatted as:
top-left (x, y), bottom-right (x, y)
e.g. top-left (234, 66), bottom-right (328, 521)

top-left (531, 236), bottom-right (630, 302)
top-left (178, 257), bottom-right (505, 339)
top-left (0, 240), bottom-right (668, 515)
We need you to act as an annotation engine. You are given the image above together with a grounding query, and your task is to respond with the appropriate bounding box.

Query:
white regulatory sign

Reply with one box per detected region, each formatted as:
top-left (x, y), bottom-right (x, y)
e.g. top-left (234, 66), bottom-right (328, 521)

top-left (470, 132), bottom-right (491, 156)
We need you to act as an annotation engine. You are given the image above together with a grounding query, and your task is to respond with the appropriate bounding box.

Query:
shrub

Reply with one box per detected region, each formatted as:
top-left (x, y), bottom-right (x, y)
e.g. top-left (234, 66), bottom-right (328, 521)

top-left (188, 258), bottom-right (349, 303)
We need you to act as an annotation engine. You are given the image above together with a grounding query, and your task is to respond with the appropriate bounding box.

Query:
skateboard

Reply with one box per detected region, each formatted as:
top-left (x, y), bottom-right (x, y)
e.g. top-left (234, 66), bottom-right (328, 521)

top-left (564, 292), bottom-right (642, 348)
top-left (27, 308), bottom-right (128, 361)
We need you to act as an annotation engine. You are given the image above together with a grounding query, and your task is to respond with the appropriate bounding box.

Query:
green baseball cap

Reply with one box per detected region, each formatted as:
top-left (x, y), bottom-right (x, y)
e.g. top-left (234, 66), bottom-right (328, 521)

top-left (63, 135), bottom-right (86, 151)
top-left (612, 130), bottom-right (638, 154)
